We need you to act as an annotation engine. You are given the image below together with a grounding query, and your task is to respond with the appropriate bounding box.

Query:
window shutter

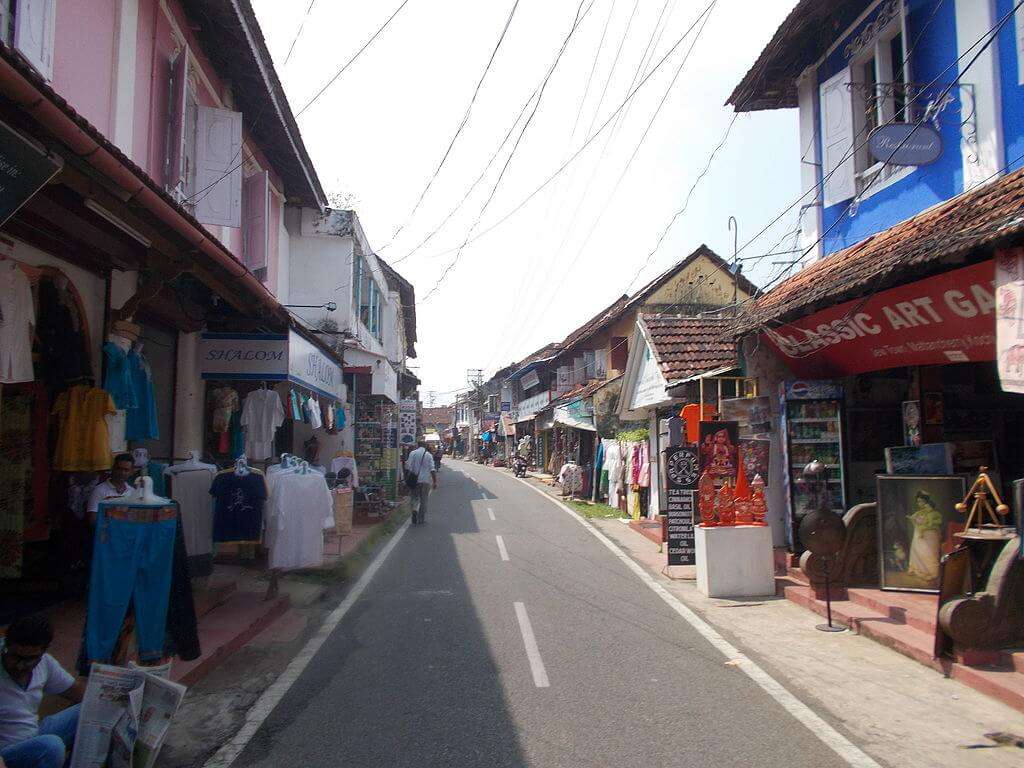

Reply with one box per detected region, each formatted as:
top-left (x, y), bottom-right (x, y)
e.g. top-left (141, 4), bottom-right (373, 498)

top-left (819, 68), bottom-right (856, 207)
top-left (166, 47), bottom-right (189, 192)
top-left (194, 105), bottom-right (243, 227)
top-left (242, 170), bottom-right (268, 271)
top-left (14, 0), bottom-right (56, 80)
top-left (1017, 6), bottom-right (1024, 85)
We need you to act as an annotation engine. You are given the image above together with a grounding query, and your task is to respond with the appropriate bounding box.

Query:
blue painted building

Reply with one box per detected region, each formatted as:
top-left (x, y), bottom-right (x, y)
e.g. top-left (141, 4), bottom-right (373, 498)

top-left (730, 0), bottom-right (1023, 261)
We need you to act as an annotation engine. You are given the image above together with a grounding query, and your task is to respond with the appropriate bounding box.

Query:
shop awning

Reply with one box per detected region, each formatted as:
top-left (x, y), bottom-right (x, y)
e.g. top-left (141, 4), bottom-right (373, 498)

top-left (343, 346), bottom-right (399, 403)
top-left (199, 330), bottom-right (345, 401)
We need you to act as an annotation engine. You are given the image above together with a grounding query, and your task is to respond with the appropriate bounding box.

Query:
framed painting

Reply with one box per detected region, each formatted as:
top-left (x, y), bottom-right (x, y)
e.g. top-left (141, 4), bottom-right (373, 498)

top-left (884, 443), bottom-right (953, 475)
top-left (876, 475), bottom-right (967, 593)
top-left (739, 438), bottom-right (770, 486)
top-left (698, 421), bottom-right (739, 485)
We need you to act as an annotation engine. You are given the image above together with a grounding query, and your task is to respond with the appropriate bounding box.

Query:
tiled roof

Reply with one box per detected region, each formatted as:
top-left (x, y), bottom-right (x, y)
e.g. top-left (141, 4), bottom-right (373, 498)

top-left (736, 167), bottom-right (1024, 332)
top-left (557, 245), bottom-right (749, 355)
top-left (549, 374), bottom-right (624, 409)
top-left (727, 0), bottom-right (873, 112)
top-left (640, 315), bottom-right (738, 383)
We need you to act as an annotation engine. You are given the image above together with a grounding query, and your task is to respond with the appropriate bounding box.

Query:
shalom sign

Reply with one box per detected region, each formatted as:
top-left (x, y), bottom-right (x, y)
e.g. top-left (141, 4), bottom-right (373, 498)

top-left (761, 260), bottom-right (995, 377)
top-left (867, 123), bottom-right (943, 167)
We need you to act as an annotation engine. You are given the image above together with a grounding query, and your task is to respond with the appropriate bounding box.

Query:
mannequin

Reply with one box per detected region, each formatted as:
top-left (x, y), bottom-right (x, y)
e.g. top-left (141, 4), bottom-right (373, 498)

top-left (165, 450), bottom-right (216, 475)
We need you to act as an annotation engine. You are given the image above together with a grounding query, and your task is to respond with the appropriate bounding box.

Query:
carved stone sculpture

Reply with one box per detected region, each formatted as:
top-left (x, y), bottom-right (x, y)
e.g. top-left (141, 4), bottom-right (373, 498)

top-left (939, 536), bottom-right (1024, 649)
top-left (799, 503), bottom-right (880, 597)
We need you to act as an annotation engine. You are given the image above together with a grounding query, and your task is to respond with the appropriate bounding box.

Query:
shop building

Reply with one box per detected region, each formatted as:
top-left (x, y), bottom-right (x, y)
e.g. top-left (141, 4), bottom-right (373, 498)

top-left (724, 0), bottom-right (1024, 698)
top-left (0, 0), bottom-right (418, 679)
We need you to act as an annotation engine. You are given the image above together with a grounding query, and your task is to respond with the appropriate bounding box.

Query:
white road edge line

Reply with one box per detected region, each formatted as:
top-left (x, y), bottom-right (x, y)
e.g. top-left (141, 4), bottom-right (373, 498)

top-left (202, 518), bottom-right (413, 768)
top-left (506, 471), bottom-right (881, 768)
top-left (495, 534), bottom-right (510, 561)
top-left (514, 601), bottom-right (550, 688)
top-left (487, 507), bottom-right (496, 521)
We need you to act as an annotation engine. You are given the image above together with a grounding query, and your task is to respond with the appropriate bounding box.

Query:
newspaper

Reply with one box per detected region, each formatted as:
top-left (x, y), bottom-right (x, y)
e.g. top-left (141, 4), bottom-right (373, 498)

top-left (69, 663), bottom-right (187, 768)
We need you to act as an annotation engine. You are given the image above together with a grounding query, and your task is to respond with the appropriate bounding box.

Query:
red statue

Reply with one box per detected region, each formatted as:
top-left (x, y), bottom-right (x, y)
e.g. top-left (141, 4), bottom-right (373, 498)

top-left (698, 470), bottom-right (717, 526)
top-left (717, 480), bottom-right (736, 526)
top-left (750, 474), bottom-right (767, 526)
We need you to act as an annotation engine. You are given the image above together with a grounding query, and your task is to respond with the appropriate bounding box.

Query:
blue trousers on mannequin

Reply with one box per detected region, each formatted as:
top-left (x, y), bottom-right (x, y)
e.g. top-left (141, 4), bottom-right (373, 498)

top-left (86, 504), bottom-right (177, 664)
top-left (0, 704), bottom-right (80, 768)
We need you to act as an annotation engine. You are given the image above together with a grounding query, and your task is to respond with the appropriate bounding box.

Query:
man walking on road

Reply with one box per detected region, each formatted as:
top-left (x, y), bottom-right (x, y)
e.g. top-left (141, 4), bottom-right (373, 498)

top-left (405, 439), bottom-right (437, 525)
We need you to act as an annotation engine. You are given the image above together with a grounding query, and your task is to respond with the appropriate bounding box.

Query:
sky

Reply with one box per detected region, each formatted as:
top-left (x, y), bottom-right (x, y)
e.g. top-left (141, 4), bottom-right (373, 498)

top-left (251, 0), bottom-right (803, 405)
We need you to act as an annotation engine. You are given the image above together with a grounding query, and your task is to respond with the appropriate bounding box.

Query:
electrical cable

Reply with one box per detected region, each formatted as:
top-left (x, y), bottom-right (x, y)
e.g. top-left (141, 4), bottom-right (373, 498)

top-left (419, 0), bottom-right (597, 303)
top-left (384, 0), bottom-right (523, 249)
top-left (283, 0), bottom-right (319, 66)
top-left (492, 2), bottom-right (717, 366)
top-left (295, 0), bottom-right (415, 118)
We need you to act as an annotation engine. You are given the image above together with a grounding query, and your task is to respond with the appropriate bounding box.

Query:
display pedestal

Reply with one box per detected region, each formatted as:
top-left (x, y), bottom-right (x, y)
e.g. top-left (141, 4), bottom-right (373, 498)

top-left (695, 525), bottom-right (775, 598)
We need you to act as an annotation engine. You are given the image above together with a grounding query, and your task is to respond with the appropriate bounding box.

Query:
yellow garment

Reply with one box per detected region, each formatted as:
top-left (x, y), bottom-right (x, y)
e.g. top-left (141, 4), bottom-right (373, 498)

top-left (52, 385), bottom-right (116, 471)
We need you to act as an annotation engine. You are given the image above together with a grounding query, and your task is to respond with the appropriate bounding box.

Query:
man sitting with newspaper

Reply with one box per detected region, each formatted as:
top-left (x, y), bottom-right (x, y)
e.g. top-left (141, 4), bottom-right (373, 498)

top-left (1, 615), bottom-right (86, 768)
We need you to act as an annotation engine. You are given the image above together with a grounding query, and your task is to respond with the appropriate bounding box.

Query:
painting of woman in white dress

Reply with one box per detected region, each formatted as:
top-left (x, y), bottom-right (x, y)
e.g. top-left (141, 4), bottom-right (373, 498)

top-left (877, 476), bottom-right (966, 592)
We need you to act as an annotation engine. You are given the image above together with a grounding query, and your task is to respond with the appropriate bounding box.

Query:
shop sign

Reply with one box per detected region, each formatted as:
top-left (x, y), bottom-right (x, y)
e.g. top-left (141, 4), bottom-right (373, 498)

top-left (516, 390), bottom-right (551, 419)
top-left (996, 248), bottom-right (1024, 393)
top-left (867, 123), bottom-right (943, 167)
top-left (630, 344), bottom-right (668, 410)
top-left (398, 398), bottom-right (418, 446)
top-left (521, 370), bottom-right (541, 390)
top-left (287, 331), bottom-right (345, 400)
top-left (554, 397), bottom-right (595, 431)
top-left (200, 332), bottom-right (288, 378)
top-left (762, 261), bottom-right (995, 377)
top-left (556, 366), bottom-right (570, 393)
top-left (0, 119), bottom-right (62, 226)
top-left (199, 331), bottom-right (345, 401)
top-left (664, 445), bottom-right (699, 566)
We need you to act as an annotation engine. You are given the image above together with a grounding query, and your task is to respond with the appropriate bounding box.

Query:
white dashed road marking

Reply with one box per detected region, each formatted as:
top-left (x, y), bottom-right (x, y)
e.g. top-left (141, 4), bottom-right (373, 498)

top-left (514, 601), bottom-right (550, 688)
top-left (495, 534), bottom-right (509, 561)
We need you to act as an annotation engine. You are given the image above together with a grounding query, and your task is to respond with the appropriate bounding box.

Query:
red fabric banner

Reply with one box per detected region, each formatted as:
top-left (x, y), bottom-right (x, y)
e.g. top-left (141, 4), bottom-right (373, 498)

top-left (761, 260), bottom-right (995, 377)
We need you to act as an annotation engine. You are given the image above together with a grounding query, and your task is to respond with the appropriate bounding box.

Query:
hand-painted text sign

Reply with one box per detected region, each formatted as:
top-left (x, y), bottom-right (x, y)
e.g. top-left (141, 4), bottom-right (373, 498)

top-left (762, 261), bottom-right (994, 377)
top-left (868, 123), bottom-right (943, 167)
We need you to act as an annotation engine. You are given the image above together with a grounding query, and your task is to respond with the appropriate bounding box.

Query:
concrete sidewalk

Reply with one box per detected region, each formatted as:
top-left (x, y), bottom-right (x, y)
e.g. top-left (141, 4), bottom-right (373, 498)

top-left (516, 471), bottom-right (1024, 768)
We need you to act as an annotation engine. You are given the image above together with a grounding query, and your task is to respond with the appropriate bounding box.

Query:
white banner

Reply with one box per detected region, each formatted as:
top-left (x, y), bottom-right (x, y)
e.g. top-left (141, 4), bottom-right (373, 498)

top-left (399, 398), bottom-right (418, 446)
top-left (997, 249), bottom-right (1024, 393)
top-left (630, 344), bottom-right (668, 410)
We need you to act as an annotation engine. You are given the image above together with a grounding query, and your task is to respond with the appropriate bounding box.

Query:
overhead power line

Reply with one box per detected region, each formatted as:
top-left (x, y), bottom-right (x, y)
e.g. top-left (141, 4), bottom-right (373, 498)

top-left (295, 0), bottom-right (415, 118)
top-left (384, 0), bottom-right (524, 248)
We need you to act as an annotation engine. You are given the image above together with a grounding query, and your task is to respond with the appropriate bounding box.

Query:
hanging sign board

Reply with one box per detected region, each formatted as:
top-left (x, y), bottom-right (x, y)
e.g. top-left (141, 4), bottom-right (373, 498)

top-left (996, 248), bottom-right (1024, 393)
top-left (0, 119), bottom-right (62, 226)
top-left (199, 331), bottom-right (345, 401)
top-left (398, 398), bottom-right (418, 446)
top-left (761, 260), bottom-right (995, 377)
top-left (664, 445), bottom-right (699, 566)
top-left (867, 123), bottom-right (943, 167)
top-left (630, 344), bottom-right (669, 410)
top-left (520, 370), bottom-right (541, 390)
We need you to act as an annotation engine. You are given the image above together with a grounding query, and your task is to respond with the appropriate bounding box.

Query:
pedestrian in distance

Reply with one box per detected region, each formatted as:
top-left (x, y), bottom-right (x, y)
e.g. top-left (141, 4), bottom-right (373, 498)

top-left (405, 439), bottom-right (438, 525)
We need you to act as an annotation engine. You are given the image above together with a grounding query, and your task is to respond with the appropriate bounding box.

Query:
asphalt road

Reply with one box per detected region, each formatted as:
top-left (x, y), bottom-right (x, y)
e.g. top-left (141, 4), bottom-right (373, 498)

top-left (229, 459), bottom-right (857, 768)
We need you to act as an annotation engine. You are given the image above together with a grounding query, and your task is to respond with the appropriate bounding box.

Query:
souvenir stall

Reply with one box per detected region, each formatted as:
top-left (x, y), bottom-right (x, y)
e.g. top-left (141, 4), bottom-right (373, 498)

top-left (344, 349), bottom-right (399, 506)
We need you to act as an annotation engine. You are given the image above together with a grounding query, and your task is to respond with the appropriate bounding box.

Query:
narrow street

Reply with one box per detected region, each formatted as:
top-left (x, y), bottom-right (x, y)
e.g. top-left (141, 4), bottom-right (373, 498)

top-left (214, 460), bottom-right (859, 768)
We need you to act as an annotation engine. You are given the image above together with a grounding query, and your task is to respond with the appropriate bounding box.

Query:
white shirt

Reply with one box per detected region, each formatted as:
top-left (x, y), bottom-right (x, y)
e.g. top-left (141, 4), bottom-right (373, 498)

top-left (305, 397), bottom-right (322, 429)
top-left (404, 447), bottom-right (436, 484)
top-left (241, 389), bottom-right (285, 460)
top-left (87, 479), bottom-right (132, 516)
top-left (0, 263), bottom-right (35, 384)
top-left (266, 471), bottom-right (334, 570)
top-left (0, 641), bottom-right (75, 748)
top-left (170, 467), bottom-right (216, 557)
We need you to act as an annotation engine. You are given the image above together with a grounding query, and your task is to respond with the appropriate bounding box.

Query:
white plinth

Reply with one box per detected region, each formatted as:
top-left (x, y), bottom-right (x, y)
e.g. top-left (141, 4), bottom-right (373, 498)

top-left (695, 524), bottom-right (775, 598)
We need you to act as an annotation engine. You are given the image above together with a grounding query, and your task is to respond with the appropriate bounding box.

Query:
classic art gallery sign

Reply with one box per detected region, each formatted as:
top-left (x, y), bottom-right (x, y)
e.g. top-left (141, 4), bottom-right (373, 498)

top-left (762, 260), bottom-right (995, 377)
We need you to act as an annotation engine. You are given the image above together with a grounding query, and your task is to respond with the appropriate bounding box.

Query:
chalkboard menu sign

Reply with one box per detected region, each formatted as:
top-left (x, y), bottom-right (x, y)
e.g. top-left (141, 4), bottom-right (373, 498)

top-left (664, 445), bottom-right (699, 566)
top-left (0, 120), bottom-right (61, 226)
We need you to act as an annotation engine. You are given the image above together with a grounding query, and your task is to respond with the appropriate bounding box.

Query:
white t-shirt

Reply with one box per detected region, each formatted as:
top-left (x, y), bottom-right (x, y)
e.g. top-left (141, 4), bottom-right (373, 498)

top-left (404, 447), bottom-right (437, 485)
top-left (0, 642), bottom-right (76, 748)
top-left (240, 389), bottom-right (285, 460)
top-left (87, 479), bottom-right (132, 516)
top-left (0, 262), bottom-right (35, 384)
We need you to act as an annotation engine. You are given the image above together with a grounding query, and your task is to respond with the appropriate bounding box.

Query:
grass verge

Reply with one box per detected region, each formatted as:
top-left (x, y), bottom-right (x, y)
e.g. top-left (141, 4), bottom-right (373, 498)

top-left (563, 499), bottom-right (627, 519)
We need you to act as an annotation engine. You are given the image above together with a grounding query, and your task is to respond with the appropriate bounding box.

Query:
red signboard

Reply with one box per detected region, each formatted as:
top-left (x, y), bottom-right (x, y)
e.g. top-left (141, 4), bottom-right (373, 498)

top-left (761, 261), bottom-right (995, 377)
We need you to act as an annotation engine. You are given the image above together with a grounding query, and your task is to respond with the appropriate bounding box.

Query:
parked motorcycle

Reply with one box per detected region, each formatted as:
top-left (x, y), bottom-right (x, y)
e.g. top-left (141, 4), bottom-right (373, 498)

top-left (511, 455), bottom-right (528, 478)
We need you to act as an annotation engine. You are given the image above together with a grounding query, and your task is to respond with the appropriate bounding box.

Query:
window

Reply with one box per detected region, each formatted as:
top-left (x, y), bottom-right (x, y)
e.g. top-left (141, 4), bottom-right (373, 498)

top-left (610, 337), bottom-right (628, 372)
top-left (11, 0), bottom-right (55, 80)
top-left (819, 2), bottom-right (912, 205)
top-left (165, 46), bottom-right (242, 226)
top-left (358, 262), bottom-right (382, 343)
